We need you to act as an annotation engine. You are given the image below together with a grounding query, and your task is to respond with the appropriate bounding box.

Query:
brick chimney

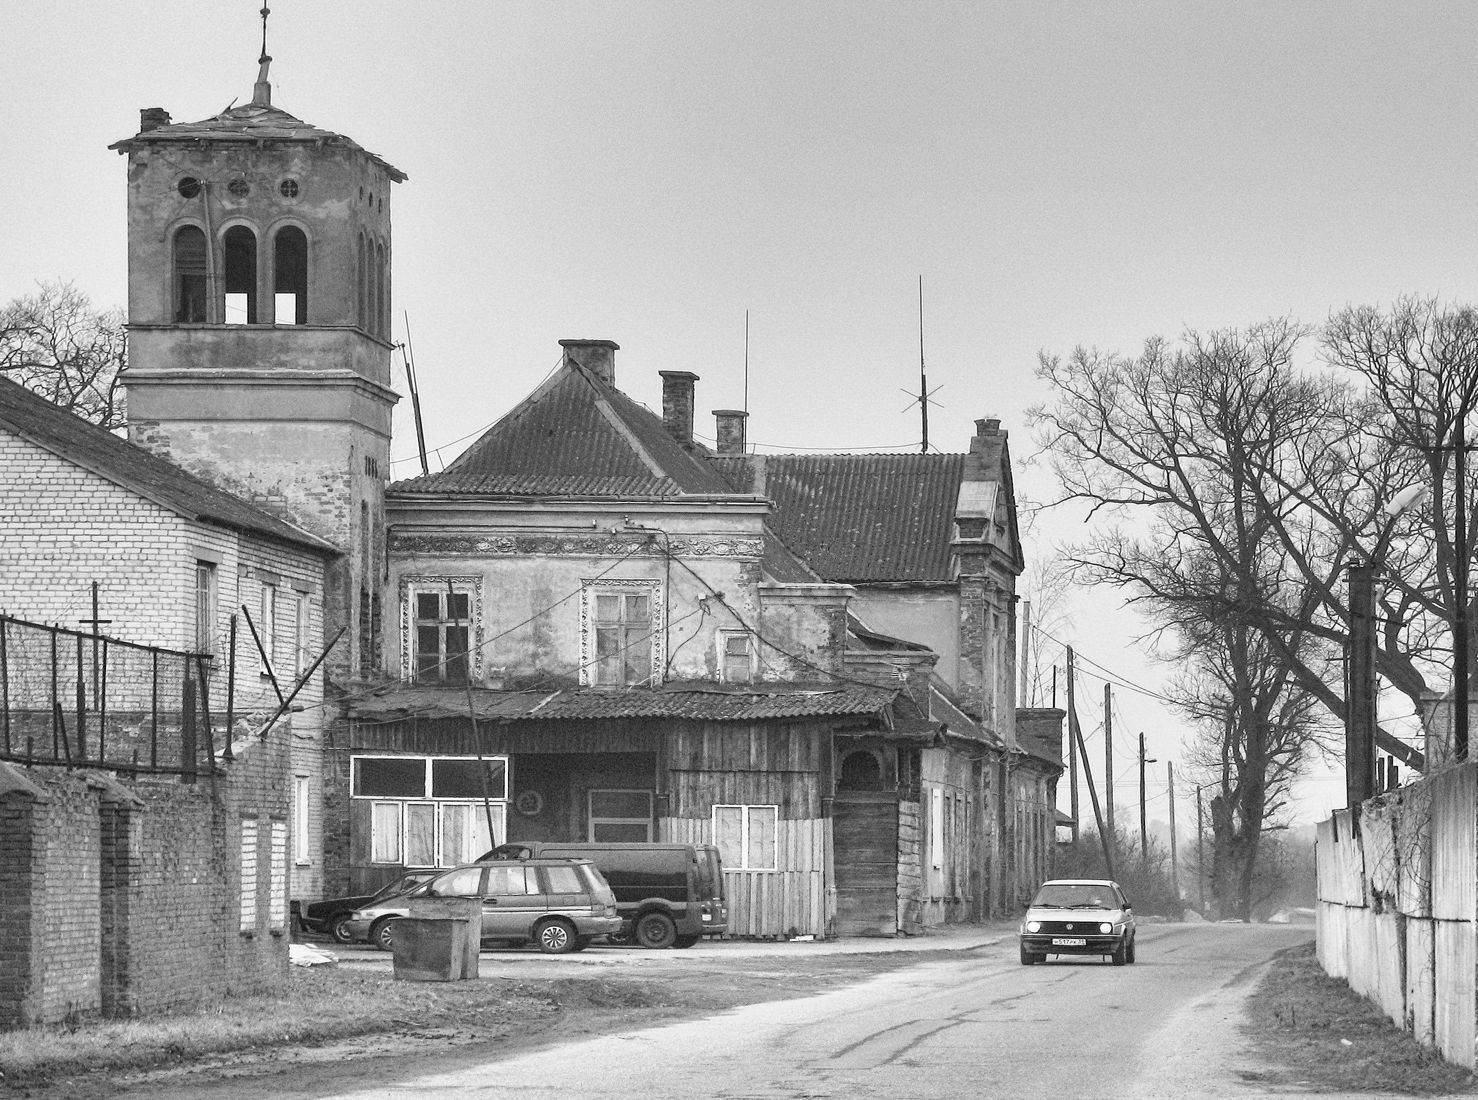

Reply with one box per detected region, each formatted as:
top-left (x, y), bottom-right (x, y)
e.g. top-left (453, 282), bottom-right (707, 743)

top-left (139, 107), bottom-right (172, 133)
top-left (560, 339), bottom-right (619, 385)
top-left (659, 371), bottom-right (699, 445)
top-left (713, 409), bottom-right (748, 455)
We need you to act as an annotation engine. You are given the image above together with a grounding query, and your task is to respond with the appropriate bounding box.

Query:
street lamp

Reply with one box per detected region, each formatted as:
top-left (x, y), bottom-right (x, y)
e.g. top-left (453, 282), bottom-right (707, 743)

top-left (1346, 485), bottom-right (1428, 808)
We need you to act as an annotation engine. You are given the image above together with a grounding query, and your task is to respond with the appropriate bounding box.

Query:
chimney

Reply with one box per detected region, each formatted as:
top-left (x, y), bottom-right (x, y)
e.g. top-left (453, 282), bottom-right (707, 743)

top-left (659, 371), bottom-right (699, 445)
top-left (559, 339), bottom-right (619, 386)
top-left (713, 410), bottom-right (748, 455)
top-left (139, 107), bottom-right (172, 133)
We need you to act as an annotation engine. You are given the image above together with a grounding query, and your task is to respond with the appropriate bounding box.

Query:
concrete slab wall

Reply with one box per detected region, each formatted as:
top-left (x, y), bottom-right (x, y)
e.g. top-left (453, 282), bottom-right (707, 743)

top-left (1316, 762), bottom-right (1478, 1069)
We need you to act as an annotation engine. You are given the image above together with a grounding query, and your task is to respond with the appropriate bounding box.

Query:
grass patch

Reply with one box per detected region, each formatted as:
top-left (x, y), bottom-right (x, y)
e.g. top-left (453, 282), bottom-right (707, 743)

top-left (1244, 942), bottom-right (1477, 1096)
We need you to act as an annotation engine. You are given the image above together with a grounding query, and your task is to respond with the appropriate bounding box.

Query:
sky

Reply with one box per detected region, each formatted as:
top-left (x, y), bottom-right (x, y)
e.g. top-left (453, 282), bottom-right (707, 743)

top-left (10, 0), bottom-right (1478, 832)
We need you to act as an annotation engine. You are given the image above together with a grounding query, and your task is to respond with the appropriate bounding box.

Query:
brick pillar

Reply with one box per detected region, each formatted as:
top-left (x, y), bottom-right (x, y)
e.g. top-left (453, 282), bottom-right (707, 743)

top-left (0, 767), bottom-right (47, 1026)
top-left (99, 786), bottom-right (143, 1018)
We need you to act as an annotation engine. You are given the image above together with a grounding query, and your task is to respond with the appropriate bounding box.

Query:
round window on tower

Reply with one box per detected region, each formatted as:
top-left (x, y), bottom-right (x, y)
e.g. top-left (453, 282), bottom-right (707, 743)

top-left (228, 177), bottom-right (251, 198)
top-left (177, 176), bottom-right (201, 199)
top-left (279, 178), bottom-right (300, 199)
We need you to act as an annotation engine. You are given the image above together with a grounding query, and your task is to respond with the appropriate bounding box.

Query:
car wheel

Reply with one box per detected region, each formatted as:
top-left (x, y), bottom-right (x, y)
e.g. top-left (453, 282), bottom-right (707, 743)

top-left (673, 934), bottom-right (701, 949)
top-left (535, 918), bottom-right (577, 954)
top-left (1019, 943), bottom-right (1037, 966)
top-left (1126, 935), bottom-right (1137, 964)
top-left (329, 914), bottom-right (356, 945)
top-left (1110, 938), bottom-right (1127, 966)
top-left (371, 917), bottom-right (398, 952)
top-left (634, 912), bottom-right (678, 949)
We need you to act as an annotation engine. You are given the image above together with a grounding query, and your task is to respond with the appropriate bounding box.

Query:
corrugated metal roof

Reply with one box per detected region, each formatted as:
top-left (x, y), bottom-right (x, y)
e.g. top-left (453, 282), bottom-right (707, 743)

top-left (351, 682), bottom-right (896, 722)
top-left (392, 364), bottom-right (732, 498)
top-left (737, 454), bottom-right (966, 583)
top-left (0, 376), bottom-right (337, 555)
top-left (110, 102), bottom-right (406, 181)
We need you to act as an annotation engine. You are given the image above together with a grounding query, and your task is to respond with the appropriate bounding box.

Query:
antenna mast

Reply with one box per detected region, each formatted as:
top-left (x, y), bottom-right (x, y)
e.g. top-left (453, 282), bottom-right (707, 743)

top-left (403, 312), bottom-right (430, 477)
top-left (918, 276), bottom-right (928, 453)
top-left (743, 310), bottom-right (750, 414)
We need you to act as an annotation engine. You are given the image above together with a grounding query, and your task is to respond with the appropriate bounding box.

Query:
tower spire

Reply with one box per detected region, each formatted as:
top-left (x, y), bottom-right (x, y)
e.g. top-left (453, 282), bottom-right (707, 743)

top-left (252, 5), bottom-right (272, 106)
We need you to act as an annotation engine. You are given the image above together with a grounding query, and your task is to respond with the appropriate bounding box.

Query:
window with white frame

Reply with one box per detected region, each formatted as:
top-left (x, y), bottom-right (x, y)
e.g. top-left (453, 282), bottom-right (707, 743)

top-left (258, 580), bottom-right (278, 676)
top-left (713, 804), bottom-right (778, 871)
top-left (410, 587), bottom-right (470, 684)
top-left (718, 630), bottom-right (755, 684)
top-left (581, 580), bottom-right (661, 686)
top-left (195, 561), bottom-right (217, 654)
top-left (929, 787), bottom-right (945, 872)
top-left (588, 790), bottom-right (653, 842)
top-left (293, 774), bottom-right (311, 864)
top-left (354, 754), bottom-right (507, 867)
top-left (293, 592), bottom-right (311, 677)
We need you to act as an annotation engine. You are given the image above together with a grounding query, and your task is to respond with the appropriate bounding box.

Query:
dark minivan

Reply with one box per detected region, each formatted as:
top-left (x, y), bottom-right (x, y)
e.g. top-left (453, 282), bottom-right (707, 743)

top-left (482, 841), bottom-right (728, 948)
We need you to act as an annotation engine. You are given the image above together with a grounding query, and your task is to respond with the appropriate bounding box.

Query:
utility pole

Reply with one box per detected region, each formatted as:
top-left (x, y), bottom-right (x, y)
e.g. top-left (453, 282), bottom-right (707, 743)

top-left (1104, 684), bottom-right (1114, 849)
top-left (1167, 761), bottom-right (1180, 903)
top-left (1196, 785), bottom-right (1207, 912)
top-left (1138, 732), bottom-right (1155, 864)
top-left (1346, 558), bottom-right (1377, 805)
top-left (1066, 650), bottom-right (1080, 843)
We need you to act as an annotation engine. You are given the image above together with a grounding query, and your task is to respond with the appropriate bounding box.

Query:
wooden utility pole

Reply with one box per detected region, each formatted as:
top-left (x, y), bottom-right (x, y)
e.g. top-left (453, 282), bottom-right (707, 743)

top-left (1068, 676), bottom-right (1115, 879)
top-left (1138, 731), bottom-right (1154, 864)
top-left (1066, 649), bottom-right (1080, 843)
top-left (1104, 684), bottom-right (1115, 848)
top-left (1196, 785), bottom-right (1207, 912)
top-left (1167, 760), bottom-right (1180, 903)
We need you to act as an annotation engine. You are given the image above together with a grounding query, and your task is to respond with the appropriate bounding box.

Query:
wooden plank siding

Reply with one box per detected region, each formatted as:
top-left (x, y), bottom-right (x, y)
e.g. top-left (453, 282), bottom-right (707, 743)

top-left (833, 793), bottom-right (901, 936)
top-left (664, 815), bottom-right (830, 937)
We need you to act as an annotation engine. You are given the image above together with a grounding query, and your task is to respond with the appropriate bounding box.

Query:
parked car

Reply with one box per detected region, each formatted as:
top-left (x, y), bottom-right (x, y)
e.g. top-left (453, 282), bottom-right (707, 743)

top-left (342, 858), bottom-right (622, 954)
top-left (299, 869), bottom-right (439, 944)
top-left (1019, 878), bottom-right (1137, 966)
top-left (480, 841), bottom-right (728, 949)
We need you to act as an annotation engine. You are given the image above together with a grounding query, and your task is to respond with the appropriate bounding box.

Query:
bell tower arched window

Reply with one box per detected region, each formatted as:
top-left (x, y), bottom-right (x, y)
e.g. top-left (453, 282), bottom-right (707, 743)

top-left (356, 234), bottom-right (367, 330)
top-left (223, 226), bottom-right (258, 324)
top-left (273, 226), bottom-right (308, 325)
top-left (376, 241), bottom-right (388, 338)
top-left (173, 226), bottom-right (208, 323)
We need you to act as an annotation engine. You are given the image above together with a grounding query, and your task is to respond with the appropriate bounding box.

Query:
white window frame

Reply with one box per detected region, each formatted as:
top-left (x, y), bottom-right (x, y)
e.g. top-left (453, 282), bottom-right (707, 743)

top-left (293, 592), bottom-right (312, 677)
top-left (579, 578), bottom-right (663, 687)
top-left (588, 789), bottom-right (654, 842)
top-left (258, 581), bottom-right (278, 677)
top-left (293, 774), bottom-right (311, 865)
top-left (195, 560), bottom-right (218, 655)
top-left (354, 754), bottom-right (509, 867)
top-left (712, 804), bottom-right (779, 871)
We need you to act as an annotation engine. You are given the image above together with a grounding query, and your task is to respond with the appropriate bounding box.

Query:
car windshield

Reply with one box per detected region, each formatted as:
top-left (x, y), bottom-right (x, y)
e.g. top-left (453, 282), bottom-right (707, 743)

top-left (1031, 883), bottom-right (1118, 909)
top-left (370, 872), bottom-right (427, 902)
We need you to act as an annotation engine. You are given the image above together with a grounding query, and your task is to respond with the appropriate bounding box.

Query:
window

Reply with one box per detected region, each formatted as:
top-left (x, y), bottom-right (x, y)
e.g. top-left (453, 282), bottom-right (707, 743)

top-left (354, 754), bottom-right (508, 867)
top-left (273, 226), bottom-right (308, 324)
top-left (839, 750), bottom-right (882, 791)
top-left (356, 234), bottom-right (367, 330)
top-left (294, 592), bottom-right (311, 677)
top-left (484, 865), bottom-right (534, 895)
top-left (173, 226), bottom-right (208, 322)
top-left (719, 631), bottom-right (754, 684)
top-left (293, 774), bottom-right (311, 864)
top-left (194, 560), bottom-right (217, 654)
top-left (588, 790), bottom-right (653, 842)
top-left (412, 589), bottom-right (469, 684)
top-left (376, 241), bottom-right (388, 337)
top-left (582, 581), bottom-right (661, 686)
top-left (239, 818), bottom-right (258, 933)
top-left (223, 225), bottom-right (257, 324)
top-left (258, 581), bottom-right (277, 676)
top-left (713, 804), bottom-right (777, 871)
top-left (929, 787), bottom-right (945, 872)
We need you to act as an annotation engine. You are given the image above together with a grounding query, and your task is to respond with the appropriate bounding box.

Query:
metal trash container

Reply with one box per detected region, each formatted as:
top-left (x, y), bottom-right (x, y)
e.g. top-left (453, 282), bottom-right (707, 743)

top-left (392, 896), bottom-right (481, 982)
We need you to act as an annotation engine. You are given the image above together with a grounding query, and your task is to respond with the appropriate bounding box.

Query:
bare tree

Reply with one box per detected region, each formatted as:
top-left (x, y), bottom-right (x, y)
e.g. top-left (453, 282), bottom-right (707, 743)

top-left (0, 281), bottom-right (127, 429)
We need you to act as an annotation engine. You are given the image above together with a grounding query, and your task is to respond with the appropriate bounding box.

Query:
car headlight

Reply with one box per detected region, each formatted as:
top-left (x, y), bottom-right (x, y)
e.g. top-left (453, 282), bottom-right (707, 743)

top-left (1025, 920), bottom-right (1040, 933)
top-left (1099, 922), bottom-right (1113, 934)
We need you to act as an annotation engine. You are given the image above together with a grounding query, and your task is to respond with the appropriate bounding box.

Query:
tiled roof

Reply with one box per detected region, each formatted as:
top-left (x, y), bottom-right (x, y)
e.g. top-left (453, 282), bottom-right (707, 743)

top-left (110, 102), bottom-right (406, 181)
top-left (0, 376), bottom-right (337, 555)
top-left (715, 454), bottom-right (966, 583)
top-left (391, 363), bottom-right (733, 498)
top-left (350, 681), bottom-right (897, 723)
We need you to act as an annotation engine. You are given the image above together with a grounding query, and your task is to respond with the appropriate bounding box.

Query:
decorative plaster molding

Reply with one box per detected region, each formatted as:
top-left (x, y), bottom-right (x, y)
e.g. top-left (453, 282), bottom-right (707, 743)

top-left (578, 577), bottom-right (665, 688)
top-left (390, 532), bottom-right (762, 559)
top-left (398, 575), bottom-right (484, 682)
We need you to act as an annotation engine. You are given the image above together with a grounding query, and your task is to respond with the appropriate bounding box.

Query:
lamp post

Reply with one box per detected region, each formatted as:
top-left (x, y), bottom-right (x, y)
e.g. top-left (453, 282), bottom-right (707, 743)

top-left (1346, 485), bottom-right (1427, 807)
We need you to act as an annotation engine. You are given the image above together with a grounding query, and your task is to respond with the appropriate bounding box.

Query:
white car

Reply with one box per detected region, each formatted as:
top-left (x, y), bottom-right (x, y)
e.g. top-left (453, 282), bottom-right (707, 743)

top-left (1019, 878), bottom-right (1137, 966)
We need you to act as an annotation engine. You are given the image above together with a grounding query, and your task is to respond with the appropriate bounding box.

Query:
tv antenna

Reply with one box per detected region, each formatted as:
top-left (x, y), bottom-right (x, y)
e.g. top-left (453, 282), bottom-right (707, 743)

top-left (900, 276), bottom-right (943, 453)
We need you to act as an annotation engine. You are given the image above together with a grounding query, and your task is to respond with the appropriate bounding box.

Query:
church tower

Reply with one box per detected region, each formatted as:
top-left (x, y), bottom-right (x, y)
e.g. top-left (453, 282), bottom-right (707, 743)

top-left (111, 46), bottom-right (404, 683)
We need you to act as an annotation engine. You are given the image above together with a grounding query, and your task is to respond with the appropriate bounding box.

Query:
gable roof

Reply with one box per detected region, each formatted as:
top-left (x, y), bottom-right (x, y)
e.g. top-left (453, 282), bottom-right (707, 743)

top-left (391, 359), bottom-right (734, 498)
top-left (713, 453), bottom-right (967, 583)
top-left (110, 101), bottom-right (406, 181)
top-left (0, 376), bottom-right (337, 556)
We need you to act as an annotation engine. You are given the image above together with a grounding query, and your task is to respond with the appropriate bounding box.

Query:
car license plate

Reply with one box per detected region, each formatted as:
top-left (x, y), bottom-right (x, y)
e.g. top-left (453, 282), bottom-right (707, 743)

top-left (1052, 937), bottom-right (1087, 946)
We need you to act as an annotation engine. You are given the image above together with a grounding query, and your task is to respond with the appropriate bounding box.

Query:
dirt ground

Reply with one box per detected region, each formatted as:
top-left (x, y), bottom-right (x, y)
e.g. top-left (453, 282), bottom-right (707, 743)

top-left (13, 948), bottom-right (944, 1100)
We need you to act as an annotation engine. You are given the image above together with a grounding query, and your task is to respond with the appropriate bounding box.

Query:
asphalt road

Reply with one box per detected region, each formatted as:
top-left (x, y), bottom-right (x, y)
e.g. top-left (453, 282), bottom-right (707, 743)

top-left (319, 922), bottom-right (1314, 1100)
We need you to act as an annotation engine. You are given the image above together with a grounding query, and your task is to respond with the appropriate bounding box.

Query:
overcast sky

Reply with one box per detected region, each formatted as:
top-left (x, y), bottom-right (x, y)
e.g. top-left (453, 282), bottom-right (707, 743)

top-left (11, 0), bottom-right (1476, 829)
